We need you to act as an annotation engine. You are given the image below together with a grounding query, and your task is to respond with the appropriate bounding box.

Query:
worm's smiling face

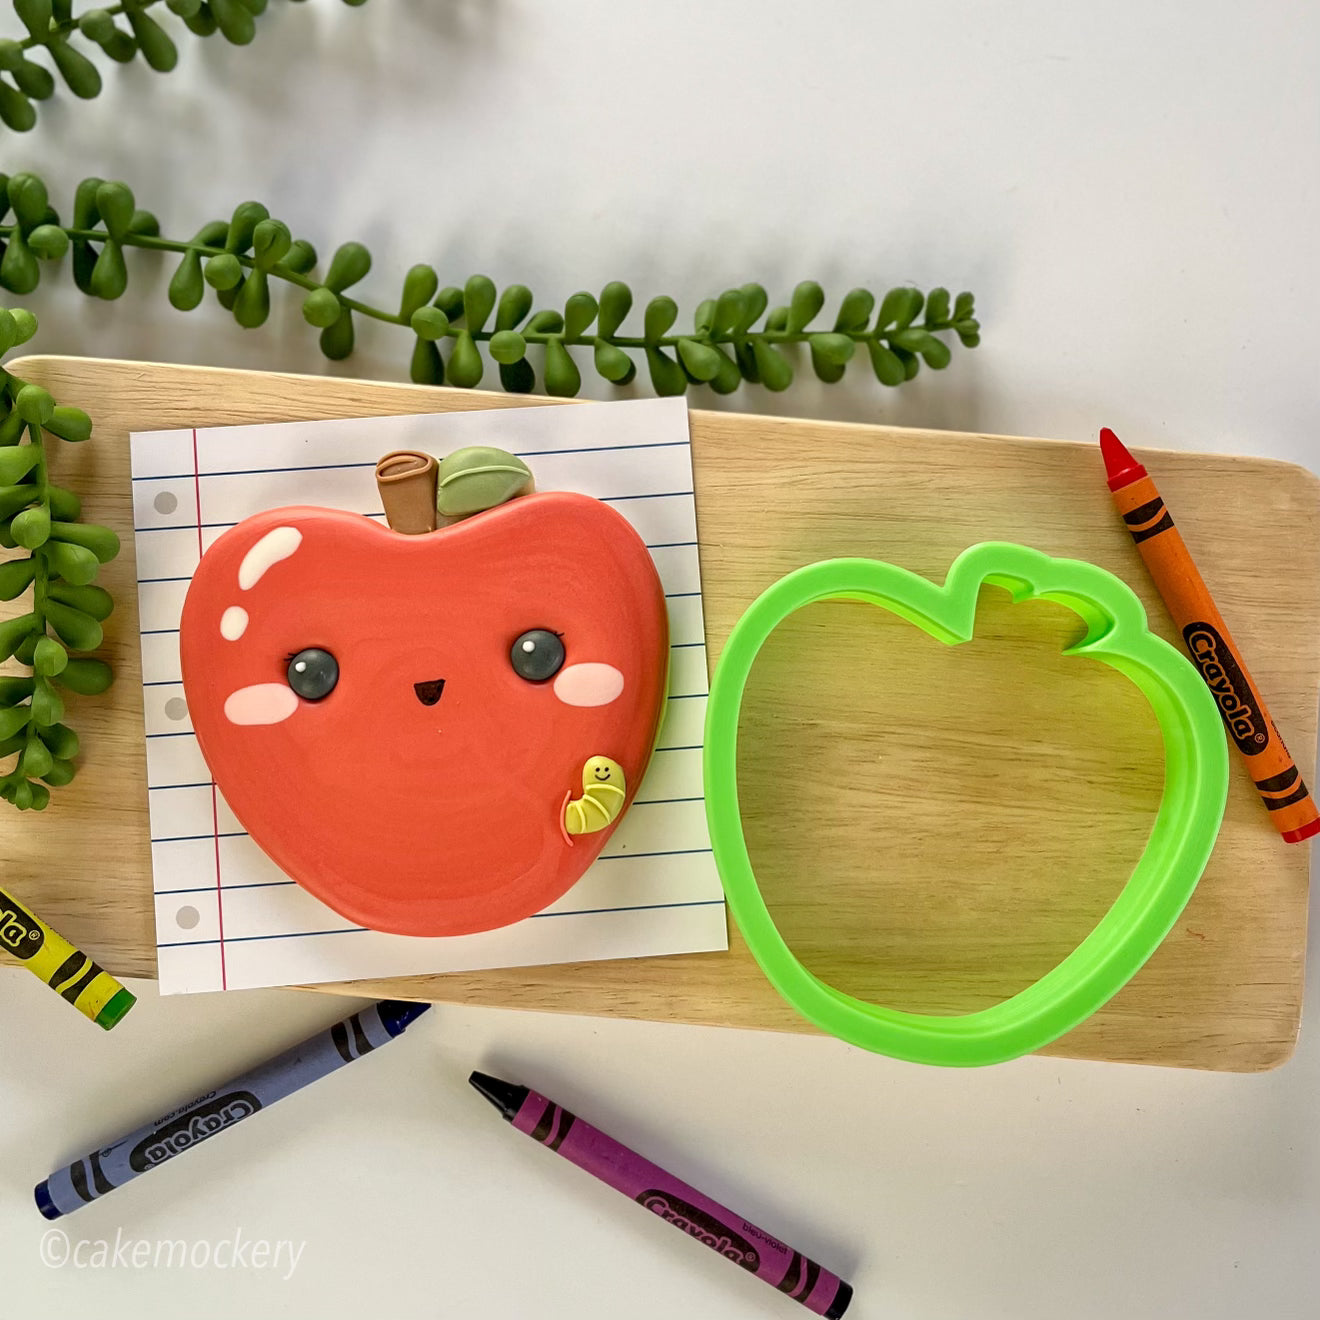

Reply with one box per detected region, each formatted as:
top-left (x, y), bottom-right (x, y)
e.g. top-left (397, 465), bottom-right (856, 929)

top-left (180, 493), bottom-right (669, 936)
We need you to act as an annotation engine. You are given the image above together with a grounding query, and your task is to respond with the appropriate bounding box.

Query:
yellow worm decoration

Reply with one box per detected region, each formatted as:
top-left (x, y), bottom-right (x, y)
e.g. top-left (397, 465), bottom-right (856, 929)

top-left (564, 757), bottom-right (627, 836)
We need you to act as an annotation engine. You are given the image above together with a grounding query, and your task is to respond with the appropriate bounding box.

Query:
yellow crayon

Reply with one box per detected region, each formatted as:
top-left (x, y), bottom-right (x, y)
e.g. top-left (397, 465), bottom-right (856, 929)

top-left (0, 886), bottom-right (135, 1030)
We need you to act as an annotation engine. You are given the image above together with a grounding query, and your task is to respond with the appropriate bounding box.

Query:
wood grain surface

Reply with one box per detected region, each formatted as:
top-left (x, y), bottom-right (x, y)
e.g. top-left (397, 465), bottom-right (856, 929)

top-left (3, 355), bottom-right (1317, 1071)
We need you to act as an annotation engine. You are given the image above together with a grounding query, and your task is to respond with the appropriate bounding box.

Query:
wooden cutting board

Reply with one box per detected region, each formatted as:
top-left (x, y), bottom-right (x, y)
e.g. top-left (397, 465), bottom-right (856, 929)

top-left (4, 355), bottom-right (1318, 1072)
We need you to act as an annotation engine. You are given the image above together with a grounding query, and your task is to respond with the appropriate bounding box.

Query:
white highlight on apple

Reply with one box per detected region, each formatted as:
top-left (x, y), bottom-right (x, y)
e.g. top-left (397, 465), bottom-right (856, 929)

top-left (553, 663), bottom-right (625, 707)
top-left (224, 683), bottom-right (299, 726)
top-left (238, 526), bottom-right (303, 590)
top-left (219, 605), bottom-right (249, 641)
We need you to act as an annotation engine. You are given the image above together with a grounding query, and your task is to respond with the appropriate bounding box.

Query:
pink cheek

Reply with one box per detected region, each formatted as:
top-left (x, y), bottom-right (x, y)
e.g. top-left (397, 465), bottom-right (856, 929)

top-left (224, 683), bottom-right (299, 726)
top-left (553, 663), bottom-right (625, 708)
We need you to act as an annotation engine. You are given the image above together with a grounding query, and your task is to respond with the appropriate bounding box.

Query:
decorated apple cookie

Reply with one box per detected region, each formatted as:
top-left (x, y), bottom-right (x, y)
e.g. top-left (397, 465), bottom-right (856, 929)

top-left (179, 444), bottom-right (669, 937)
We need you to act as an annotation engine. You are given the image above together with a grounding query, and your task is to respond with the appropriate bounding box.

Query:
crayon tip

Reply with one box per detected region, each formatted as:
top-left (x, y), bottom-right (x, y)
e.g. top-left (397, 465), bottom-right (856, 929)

top-left (96, 987), bottom-right (137, 1031)
top-left (469, 1070), bottom-right (528, 1121)
top-left (1282, 818), bottom-right (1320, 844)
top-left (34, 1181), bottom-right (61, 1221)
top-left (376, 999), bottom-right (432, 1037)
top-left (1099, 427), bottom-right (1147, 492)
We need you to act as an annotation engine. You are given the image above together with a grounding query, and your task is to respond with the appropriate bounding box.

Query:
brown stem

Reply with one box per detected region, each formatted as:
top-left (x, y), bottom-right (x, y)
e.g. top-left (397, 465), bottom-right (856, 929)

top-left (375, 451), bottom-right (439, 534)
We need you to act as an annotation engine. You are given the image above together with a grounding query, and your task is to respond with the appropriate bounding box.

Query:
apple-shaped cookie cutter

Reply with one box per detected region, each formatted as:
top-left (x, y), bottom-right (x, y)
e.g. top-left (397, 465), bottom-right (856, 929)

top-left (703, 542), bottom-right (1231, 1067)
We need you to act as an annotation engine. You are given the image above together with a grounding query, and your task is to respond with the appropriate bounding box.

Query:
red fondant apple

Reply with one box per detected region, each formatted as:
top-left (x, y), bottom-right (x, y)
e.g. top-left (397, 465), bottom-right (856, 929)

top-left (179, 491), bottom-right (669, 936)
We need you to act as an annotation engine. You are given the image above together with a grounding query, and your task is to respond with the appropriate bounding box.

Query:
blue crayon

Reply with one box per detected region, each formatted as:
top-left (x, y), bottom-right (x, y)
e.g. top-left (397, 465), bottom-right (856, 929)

top-left (35, 999), bottom-right (429, 1219)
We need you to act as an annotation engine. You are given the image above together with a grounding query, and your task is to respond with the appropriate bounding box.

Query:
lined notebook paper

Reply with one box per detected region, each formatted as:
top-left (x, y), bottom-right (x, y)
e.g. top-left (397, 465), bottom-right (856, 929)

top-left (130, 397), bottom-right (727, 994)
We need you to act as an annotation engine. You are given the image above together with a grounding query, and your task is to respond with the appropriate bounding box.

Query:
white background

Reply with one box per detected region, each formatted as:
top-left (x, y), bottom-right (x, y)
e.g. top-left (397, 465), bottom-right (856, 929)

top-left (2, 2), bottom-right (1319, 1317)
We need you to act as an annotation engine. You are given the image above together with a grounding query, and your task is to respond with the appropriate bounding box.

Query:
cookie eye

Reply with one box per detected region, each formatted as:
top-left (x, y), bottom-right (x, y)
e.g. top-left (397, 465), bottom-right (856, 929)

top-left (286, 648), bottom-right (339, 700)
top-left (511, 629), bottom-right (565, 682)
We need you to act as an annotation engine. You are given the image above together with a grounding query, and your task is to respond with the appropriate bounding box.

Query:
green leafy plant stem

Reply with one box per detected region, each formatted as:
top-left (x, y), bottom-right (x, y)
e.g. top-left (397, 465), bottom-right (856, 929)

top-left (5, 220), bottom-right (976, 358)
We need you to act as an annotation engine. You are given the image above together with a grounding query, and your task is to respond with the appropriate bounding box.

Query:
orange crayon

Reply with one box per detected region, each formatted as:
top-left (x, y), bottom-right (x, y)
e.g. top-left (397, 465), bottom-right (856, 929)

top-left (1100, 427), bottom-right (1320, 843)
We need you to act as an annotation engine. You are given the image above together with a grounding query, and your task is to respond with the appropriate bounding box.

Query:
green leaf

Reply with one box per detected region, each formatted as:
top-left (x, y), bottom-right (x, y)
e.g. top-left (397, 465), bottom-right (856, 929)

top-left (57, 657), bottom-right (112, 695)
top-left (446, 330), bottom-right (484, 388)
top-left (462, 274), bottom-right (496, 332)
top-left (495, 283), bottom-right (534, 332)
top-left (38, 721), bottom-right (78, 759)
top-left (924, 287), bottom-right (951, 326)
top-left (73, 177), bottom-right (103, 230)
top-left (90, 241), bottom-right (128, 299)
top-left (0, 556), bottom-right (35, 599)
top-left (44, 407), bottom-right (93, 443)
top-left (10, 306), bottom-right (37, 344)
top-left (765, 305), bottom-right (789, 333)
top-left (47, 485), bottom-right (80, 520)
top-left (643, 295), bottom-right (677, 342)
top-left (0, 444), bottom-right (38, 483)
top-left (77, 8), bottom-right (117, 40)
top-left (563, 291), bottom-right (598, 340)
top-left (210, 0), bottom-right (256, 43)
top-left (734, 339), bottom-right (759, 384)
top-left (525, 310), bottom-right (564, 335)
top-left (15, 385), bottom-right (54, 425)
top-left (41, 757), bottom-right (76, 787)
top-left (399, 264), bottom-right (438, 320)
top-left (409, 337), bottom-right (443, 386)
top-left (49, 521), bottom-right (119, 564)
top-left (0, 231), bottom-right (39, 294)
top-left (44, 599), bottom-right (102, 650)
top-left (182, 1), bottom-right (218, 36)
top-left (488, 330), bottom-right (526, 365)
top-left (592, 338), bottom-right (633, 384)
top-left (645, 346), bottom-right (687, 396)
top-left (876, 287), bottom-right (923, 331)
top-left (9, 173), bottom-right (47, 229)
top-left (95, 181), bottom-right (135, 241)
top-left (32, 635), bottom-right (68, 676)
top-left (410, 305), bottom-right (449, 341)
top-left (810, 345), bottom-right (846, 384)
top-left (20, 738), bottom-right (52, 779)
top-left (597, 281), bottom-right (632, 338)
top-left (48, 582), bottom-right (113, 620)
top-left (223, 200), bottom-right (268, 254)
top-left (126, 8), bottom-right (178, 70)
top-left (867, 339), bottom-right (906, 386)
top-left (0, 79), bottom-right (35, 133)
top-left (0, 611), bottom-right (36, 661)
top-left (956, 320), bottom-right (980, 348)
top-left (0, 675), bottom-right (33, 704)
top-left (276, 239), bottom-right (316, 275)
top-left (42, 538), bottom-right (99, 585)
top-left (708, 345), bottom-right (742, 395)
top-left (325, 241), bottom-right (371, 293)
top-left (204, 252), bottom-right (243, 291)
top-left (319, 307), bottom-right (354, 360)
top-left (0, 703), bottom-right (30, 740)
top-left (751, 339), bottom-right (793, 391)
top-left (27, 224), bottom-right (68, 260)
top-left (0, 38), bottom-right (27, 70)
top-left (498, 359), bottom-right (535, 394)
top-left (233, 268), bottom-right (271, 327)
top-left (11, 57), bottom-right (55, 98)
top-left (893, 346), bottom-right (921, 381)
top-left (13, 0), bottom-right (53, 40)
top-left (303, 286), bottom-right (342, 329)
top-left (808, 332), bottom-right (856, 367)
top-left (0, 483), bottom-right (37, 518)
top-left (434, 285), bottom-right (464, 319)
top-left (251, 219), bottom-right (291, 271)
top-left (169, 249), bottom-right (206, 310)
top-left (736, 283), bottom-right (768, 332)
top-left (29, 678), bottom-right (63, 726)
top-left (787, 280), bottom-right (824, 333)
top-left (168, 0), bottom-right (205, 16)
top-left (676, 337), bottom-right (721, 382)
top-left (834, 287), bottom-right (875, 333)
top-left (713, 289), bottom-right (745, 336)
top-left (436, 446), bottom-right (533, 517)
top-left (693, 298), bottom-right (716, 336)
top-left (11, 503), bottom-right (50, 548)
top-left (954, 291), bottom-right (975, 321)
top-left (543, 339), bottom-right (581, 398)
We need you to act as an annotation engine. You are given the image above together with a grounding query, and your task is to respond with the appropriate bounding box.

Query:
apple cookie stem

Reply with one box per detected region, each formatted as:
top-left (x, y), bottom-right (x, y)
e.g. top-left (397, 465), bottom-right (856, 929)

top-left (375, 450), bottom-right (438, 534)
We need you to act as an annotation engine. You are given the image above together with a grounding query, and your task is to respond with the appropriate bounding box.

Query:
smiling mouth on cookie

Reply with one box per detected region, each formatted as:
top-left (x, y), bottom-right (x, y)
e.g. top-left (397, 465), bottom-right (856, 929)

top-left (413, 678), bottom-right (446, 706)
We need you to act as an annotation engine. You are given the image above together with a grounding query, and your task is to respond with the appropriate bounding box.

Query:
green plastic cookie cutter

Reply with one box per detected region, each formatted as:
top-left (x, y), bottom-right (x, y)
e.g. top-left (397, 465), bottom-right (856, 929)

top-left (703, 542), bottom-right (1230, 1067)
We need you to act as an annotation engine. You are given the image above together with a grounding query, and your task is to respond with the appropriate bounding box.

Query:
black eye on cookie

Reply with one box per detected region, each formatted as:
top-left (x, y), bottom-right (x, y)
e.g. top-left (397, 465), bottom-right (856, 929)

top-left (286, 648), bottom-right (339, 700)
top-left (510, 630), bottom-right (565, 682)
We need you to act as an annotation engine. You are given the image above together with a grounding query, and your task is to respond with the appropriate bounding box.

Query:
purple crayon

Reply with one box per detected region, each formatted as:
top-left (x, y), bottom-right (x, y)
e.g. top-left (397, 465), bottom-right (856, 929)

top-left (469, 1071), bottom-right (853, 1316)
